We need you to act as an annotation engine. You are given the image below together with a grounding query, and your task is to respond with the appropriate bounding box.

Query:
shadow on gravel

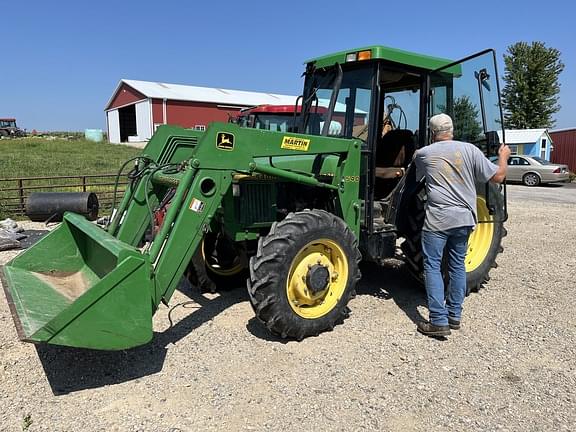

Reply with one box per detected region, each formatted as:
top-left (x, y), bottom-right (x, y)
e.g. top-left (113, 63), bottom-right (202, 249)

top-left (535, 182), bottom-right (574, 188)
top-left (36, 280), bottom-right (247, 395)
top-left (244, 261), bottom-right (428, 342)
top-left (357, 261), bottom-right (427, 324)
top-left (245, 317), bottom-right (288, 343)
top-left (509, 182), bottom-right (574, 189)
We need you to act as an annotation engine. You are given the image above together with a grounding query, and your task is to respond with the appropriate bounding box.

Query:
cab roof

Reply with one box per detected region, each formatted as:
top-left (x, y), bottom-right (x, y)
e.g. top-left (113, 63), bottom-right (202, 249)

top-left (305, 45), bottom-right (454, 71)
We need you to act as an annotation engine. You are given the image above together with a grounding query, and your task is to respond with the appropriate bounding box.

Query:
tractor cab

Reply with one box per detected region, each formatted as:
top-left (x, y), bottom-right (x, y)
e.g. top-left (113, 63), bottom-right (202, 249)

top-left (0, 118), bottom-right (26, 138)
top-left (0, 119), bottom-right (18, 128)
top-left (297, 46), bottom-right (506, 234)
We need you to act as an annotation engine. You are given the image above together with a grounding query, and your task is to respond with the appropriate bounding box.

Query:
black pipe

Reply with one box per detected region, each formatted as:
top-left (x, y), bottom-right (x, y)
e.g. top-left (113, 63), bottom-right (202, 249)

top-left (26, 192), bottom-right (99, 222)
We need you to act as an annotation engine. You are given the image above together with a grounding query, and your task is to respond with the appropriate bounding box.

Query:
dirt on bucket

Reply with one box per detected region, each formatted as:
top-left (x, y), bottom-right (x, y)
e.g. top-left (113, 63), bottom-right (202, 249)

top-left (32, 270), bottom-right (91, 302)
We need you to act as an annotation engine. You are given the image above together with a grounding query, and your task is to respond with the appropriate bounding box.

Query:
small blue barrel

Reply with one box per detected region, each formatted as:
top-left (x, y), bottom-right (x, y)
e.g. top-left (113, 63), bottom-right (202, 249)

top-left (85, 129), bottom-right (103, 142)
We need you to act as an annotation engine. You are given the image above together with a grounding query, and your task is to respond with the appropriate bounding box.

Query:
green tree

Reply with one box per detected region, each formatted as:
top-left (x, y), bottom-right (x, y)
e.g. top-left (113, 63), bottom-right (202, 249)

top-left (438, 96), bottom-right (482, 143)
top-left (452, 96), bottom-right (482, 143)
top-left (502, 41), bottom-right (564, 129)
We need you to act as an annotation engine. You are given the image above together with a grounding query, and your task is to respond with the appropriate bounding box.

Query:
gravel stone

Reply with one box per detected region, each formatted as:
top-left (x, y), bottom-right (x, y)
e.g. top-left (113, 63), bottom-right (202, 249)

top-left (0, 188), bottom-right (575, 431)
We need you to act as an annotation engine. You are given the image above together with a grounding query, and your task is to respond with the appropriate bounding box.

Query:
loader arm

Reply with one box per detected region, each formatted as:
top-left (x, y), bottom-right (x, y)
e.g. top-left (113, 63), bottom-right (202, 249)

top-left (114, 123), bottom-right (363, 310)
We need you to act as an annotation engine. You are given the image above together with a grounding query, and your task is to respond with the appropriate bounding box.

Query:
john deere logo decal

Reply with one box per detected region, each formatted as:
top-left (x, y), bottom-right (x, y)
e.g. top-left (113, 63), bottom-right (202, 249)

top-left (216, 132), bottom-right (234, 151)
top-left (281, 136), bottom-right (310, 151)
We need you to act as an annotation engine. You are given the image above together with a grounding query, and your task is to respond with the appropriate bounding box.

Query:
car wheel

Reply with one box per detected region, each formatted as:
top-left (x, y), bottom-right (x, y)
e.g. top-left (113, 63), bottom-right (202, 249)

top-left (522, 173), bottom-right (540, 187)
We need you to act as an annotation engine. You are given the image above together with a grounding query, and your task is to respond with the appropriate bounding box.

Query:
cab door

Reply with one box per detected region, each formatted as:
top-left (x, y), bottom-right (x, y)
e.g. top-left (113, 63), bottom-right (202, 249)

top-left (427, 49), bottom-right (508, 221)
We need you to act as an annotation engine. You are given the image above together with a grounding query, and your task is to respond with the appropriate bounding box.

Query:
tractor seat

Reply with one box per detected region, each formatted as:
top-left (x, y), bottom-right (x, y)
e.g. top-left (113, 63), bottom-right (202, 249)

top-left (376, 129), bottom-right (415, 167)
top-left (374, 129), bottom-right (416, 199)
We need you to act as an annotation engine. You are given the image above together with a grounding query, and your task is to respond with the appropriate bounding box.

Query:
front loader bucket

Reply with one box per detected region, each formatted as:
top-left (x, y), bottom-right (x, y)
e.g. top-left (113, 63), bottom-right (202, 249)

top-left (1, 213), bottom-right (153, 350)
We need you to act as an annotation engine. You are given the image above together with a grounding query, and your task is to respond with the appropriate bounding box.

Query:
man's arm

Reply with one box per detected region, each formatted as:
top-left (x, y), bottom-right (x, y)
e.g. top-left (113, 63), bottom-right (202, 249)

top-left (490, 144), bottom-right (511, 184)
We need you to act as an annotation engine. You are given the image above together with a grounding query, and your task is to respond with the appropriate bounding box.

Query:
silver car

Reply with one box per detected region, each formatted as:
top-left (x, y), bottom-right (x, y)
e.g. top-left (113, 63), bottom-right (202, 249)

top-left (490, 155), bottom-right (570, 186)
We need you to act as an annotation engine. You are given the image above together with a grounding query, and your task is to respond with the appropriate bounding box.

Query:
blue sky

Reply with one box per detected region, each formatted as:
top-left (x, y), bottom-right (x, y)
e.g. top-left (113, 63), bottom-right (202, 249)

top-left (1, 0), bottom-right (574, 131)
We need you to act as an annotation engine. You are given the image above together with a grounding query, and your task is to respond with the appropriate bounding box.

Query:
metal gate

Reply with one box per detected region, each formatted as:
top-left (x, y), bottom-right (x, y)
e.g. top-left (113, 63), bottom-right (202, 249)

top-left (0, 174), bottom-right (128, 217)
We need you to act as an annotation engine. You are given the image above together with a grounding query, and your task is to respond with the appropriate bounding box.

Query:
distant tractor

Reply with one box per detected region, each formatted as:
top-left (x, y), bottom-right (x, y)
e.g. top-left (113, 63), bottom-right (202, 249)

top-left (0, 118), bottom-right (26, 138)
top-left (234, 104), bottom-right (327, 135)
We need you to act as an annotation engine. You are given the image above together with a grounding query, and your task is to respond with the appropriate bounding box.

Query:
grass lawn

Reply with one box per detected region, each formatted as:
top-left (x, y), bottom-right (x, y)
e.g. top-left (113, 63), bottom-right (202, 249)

top-left (0, 137), bottom-right (140, 178)
top-left (0, 138), bottom-right (141, 218)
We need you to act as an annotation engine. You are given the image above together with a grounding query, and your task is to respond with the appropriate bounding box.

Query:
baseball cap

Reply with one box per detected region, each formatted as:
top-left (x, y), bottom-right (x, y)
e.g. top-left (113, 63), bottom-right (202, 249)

top-left (429, 113), bottom-right (453, 134)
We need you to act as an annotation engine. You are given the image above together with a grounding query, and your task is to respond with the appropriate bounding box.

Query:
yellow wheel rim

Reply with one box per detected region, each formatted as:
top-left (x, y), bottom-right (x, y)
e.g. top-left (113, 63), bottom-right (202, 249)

top-left (465, 197), bottom-right (494, 272)
top-left (286, 239), bottom-right (348, 319)
top-left (202, 238), bottom-right (245, 277)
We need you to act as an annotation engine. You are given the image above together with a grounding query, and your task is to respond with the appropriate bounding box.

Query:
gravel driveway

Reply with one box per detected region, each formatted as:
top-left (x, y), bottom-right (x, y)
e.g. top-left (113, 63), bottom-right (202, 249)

top-left (1, 188), bottom-right (575, 432)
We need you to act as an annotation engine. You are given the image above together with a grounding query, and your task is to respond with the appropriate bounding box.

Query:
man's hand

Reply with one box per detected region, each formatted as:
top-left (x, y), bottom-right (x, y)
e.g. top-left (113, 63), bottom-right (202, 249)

top-left (499, 143), bottom-right (511, 160)
top-left (491, 143), bottom-right (511, 183)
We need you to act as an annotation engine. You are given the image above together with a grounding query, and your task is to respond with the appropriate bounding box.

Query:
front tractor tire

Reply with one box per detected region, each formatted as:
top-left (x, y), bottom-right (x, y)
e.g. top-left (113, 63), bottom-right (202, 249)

top-left (401, 183), bottom-right (506, 294)
top-left (248, 209), bottom-right (361, 340)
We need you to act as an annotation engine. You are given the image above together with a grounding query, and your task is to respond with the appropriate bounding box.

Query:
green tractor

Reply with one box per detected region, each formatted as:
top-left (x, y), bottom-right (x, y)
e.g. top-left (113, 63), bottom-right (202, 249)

top-left (1, 46), bottom-right (507, 350)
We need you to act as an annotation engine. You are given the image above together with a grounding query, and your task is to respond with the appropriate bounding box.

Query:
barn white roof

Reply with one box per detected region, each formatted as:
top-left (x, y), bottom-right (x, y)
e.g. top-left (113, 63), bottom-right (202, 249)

top-left (550, 127), bottom-right (576, 133)
top-left (497, 129), bottom-right (548, 144)
top-left (114, 79), bottom-right (298, 107)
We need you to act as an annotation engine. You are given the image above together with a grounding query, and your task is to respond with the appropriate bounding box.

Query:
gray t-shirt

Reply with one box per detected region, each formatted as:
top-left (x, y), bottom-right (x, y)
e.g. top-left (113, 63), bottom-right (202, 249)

top-left (414, 140), bottom-right (498, 232)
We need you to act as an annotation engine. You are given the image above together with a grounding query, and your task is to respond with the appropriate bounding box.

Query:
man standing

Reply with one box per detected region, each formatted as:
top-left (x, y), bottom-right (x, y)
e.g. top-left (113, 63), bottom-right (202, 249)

top-left (413, 113), bottom-right (510, 337)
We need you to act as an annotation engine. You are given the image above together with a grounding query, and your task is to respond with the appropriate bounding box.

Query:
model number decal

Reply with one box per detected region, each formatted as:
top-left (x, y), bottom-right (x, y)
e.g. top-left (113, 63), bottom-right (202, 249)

top-left (344, 176), bottom-right (360, 182)
top-left (281, 136), bottom-right (310, 152)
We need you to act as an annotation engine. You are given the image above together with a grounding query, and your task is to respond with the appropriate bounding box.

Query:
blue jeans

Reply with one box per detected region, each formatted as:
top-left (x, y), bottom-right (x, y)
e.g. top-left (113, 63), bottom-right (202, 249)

top-left (421, 227), bottom-right (472, 326)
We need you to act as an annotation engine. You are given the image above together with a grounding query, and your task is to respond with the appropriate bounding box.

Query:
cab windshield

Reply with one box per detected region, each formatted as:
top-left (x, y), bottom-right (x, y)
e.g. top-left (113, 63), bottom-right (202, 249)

top-left (0, 120), bottom-right (16, 128)
top-left (301, 65), bottom-right (374, 139)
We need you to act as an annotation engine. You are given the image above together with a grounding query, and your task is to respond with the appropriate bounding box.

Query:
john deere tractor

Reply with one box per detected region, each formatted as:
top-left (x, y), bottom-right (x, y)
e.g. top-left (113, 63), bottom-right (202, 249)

top-left (1, 46), bottom-right (507, 350)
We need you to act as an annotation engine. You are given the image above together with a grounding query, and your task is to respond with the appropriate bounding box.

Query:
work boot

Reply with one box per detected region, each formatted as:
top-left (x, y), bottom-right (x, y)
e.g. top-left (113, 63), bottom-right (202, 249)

top-left (417, 321), bottom-right (451, 337)
top-left (448, 317), bottom-right (461, 330)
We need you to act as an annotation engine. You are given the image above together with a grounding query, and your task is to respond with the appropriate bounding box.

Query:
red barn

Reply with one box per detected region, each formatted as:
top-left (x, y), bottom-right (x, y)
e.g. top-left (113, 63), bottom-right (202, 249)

top-left (105, 79), bottom-right (297, 143)
top-left (550, 127), bottom-right (576, 172)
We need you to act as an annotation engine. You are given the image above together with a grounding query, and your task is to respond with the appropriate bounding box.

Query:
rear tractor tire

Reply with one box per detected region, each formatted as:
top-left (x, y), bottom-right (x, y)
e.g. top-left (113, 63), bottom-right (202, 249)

top-left (187, 231), bottom-right (248, 293)
top-left (248, 209), bottom-right (361, 340)
top-left (401, 183), bottom-right (506, 295)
